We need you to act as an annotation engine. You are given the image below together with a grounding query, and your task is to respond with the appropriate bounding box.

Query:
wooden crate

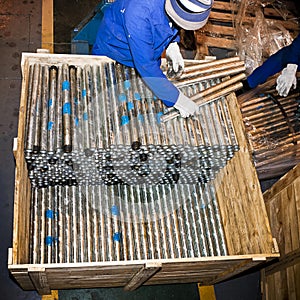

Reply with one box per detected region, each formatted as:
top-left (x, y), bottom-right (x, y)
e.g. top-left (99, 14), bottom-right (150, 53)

top-left (8, 53), bottom-right (279, 295)
top-left (262, 164), bottom-right (300, 300)
top-left (195, 0), bottom-right (299, 57)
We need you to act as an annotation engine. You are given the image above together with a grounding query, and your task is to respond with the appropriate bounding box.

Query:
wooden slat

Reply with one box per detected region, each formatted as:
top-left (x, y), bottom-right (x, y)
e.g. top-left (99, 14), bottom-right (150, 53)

top-left (124, 262), bottom-right (161, 291)
top-left (199, 23), bottom-right (235, 37)
top-left (28, 267), bottom-right (51, 295)
top-left (12, 58), bottom-right (32, 265)
top-left (264, 164), bottom-right (300, 201)
top-left (265, 248), bottom-right (300, 276)
top-left (209, 11), bottom-right (234, 24)
top-left (42, 0), bottom-right (54, 53)
top-left (212, 0), bottom-right (236, 12)
top-left (196, 34), bottom-right (236, 50)
top-left (263, 7), bottom-right (297, 20)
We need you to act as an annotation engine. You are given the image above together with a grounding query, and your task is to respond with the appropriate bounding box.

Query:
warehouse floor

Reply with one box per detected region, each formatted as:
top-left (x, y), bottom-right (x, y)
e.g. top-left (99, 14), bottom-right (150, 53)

top-left (0, 0), bottom-right (282, 299)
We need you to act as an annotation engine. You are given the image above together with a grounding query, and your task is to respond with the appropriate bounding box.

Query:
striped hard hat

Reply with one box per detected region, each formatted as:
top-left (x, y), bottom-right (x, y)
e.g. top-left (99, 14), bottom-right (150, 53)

top-left (165, 0), bottom-right (213, 30)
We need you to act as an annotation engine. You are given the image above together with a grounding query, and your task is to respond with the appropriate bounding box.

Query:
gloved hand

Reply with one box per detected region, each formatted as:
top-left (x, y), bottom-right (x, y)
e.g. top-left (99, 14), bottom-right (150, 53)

top-left (166, 42), bottom-right (184, 79)
top-left (174, 91), bottom-right (198, 118)
top-left (276, 63), bottom-right (298, 97)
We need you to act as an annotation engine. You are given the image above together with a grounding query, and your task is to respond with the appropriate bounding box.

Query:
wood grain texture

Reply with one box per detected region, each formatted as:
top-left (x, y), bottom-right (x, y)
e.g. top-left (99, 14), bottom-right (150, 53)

top-left (262, 164), bottom-right (300, 300)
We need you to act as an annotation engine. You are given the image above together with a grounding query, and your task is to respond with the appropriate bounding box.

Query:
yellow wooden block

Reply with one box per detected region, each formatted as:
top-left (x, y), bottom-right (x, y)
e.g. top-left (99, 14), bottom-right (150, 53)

top-left (198, 284), bottom-right (216, 300)
top-left (42, 290), bottom-right (58, 300)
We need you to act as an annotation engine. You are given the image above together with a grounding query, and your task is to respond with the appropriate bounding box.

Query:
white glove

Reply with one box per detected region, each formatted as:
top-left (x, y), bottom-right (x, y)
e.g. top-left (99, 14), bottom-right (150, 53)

top-left (174, 91), bottom-right (198, 118)
top-left (276, 63), bottom-right (298, 97)
top-left (166, 42), bottom-right (184, 78)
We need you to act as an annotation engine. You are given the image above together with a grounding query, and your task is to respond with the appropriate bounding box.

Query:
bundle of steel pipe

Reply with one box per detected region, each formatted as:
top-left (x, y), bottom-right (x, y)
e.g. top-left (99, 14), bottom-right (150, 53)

top-left (24, 61), bottom-right (239, 187)
top-left (29, 182), bottom-right (227, 264)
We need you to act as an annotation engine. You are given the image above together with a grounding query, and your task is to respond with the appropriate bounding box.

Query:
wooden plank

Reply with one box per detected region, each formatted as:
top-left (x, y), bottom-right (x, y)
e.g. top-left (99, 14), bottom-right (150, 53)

top-left (263, 164), bottom-right (300, 201)
top-left (12, 58), bottom-right (32, 265)
top-left (295, 262), bottom-right (300, 299)
top-left (124, 262), bottom-right (161, 291)
top-left (263, 7), bottom-right (297, 20)
top-left (265, 248), bottom-right (300, 276)
top-left (213, 1), bottom-right (236, 12)
top-left (196, 34), bottom-right (236, 51)
top-left (287, 184), bottom-right (300, 252)
top-left (199, 23), bottom-right (235, 37)
top-left (42, 0), bottom-right (54, 53)
top-left (209, 11), bottom-right (234, 24)
top-left (28, 267), bottom-right (51, 295)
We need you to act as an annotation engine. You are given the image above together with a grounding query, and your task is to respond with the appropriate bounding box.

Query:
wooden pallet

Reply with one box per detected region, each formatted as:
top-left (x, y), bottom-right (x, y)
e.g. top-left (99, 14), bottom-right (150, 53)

top-left (195, 0), bottom-right (300, 57)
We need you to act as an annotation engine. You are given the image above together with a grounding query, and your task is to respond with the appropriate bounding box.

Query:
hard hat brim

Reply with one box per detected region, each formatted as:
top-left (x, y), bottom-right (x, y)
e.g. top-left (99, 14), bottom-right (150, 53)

top-left (165, 0), bottom-right (211, 30)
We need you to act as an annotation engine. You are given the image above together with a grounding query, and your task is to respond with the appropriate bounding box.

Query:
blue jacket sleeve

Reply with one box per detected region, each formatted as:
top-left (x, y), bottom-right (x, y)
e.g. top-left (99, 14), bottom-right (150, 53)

top-left (122, 6), bottom-right (179, 107)
top-left (247, 34), bottom-right (300, 88)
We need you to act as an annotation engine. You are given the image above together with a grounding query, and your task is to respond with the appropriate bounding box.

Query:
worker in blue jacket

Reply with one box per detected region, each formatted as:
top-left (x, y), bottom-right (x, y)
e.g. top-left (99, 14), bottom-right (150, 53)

top-left (92, 0), bottom-right (213, 117)
top-left (246, 34), bottom-right (300, 97)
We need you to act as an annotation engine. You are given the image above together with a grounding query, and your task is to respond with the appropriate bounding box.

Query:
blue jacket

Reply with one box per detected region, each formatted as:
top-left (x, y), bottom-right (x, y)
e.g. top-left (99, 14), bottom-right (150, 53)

top-left (247, 34), bottom-right (300, 88)
top-left (92, 0), bottom-right (180, 107)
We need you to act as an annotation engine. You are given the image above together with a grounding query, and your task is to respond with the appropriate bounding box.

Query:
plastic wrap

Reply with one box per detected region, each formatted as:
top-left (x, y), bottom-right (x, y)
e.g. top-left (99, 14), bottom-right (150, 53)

top-left (232, 0), bottom-right (295, 74)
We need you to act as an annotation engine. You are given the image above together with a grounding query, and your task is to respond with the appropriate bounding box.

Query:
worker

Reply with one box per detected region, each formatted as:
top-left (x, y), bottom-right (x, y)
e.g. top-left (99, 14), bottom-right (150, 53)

top-left (246, 34), bottom-right (300, 97)
top-left (92, 0), bottom-right (213, 117)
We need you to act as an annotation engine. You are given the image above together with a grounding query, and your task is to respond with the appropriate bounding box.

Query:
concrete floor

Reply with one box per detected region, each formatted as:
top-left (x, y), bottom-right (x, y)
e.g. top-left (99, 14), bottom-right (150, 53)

top-left (0, 0), bottom-right (278, 299)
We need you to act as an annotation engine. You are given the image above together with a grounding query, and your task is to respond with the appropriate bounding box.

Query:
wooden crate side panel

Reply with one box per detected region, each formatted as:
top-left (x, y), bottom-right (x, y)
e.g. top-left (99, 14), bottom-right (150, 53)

top-left (264, 175), bottom-right (300, 256)
top-left (214, 153), bottom-right (251, 255)
top-left (263, 164), bottom-right (300, 300)
top-left (45, 265), bottom-right (143, 289)
top-left (13, 58), bottom-right (32, 265)
top-left (9, 257), bottom-right (268, 293)
top-left (264, 262), bottom-right (300, 300)
top-left (215, 93), bottom-right (274, 256)
top-left (146, 259), bottom-right (263, 286)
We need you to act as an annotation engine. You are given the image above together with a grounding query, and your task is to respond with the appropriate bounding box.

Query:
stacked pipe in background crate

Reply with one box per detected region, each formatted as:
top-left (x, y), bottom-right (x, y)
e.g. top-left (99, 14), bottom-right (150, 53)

top-left (238, 82), bottom-right (300, 180)
top-left (193, 0), bottom-right (300, 180)
top-left (24, 57), bottom-right (246, 264)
